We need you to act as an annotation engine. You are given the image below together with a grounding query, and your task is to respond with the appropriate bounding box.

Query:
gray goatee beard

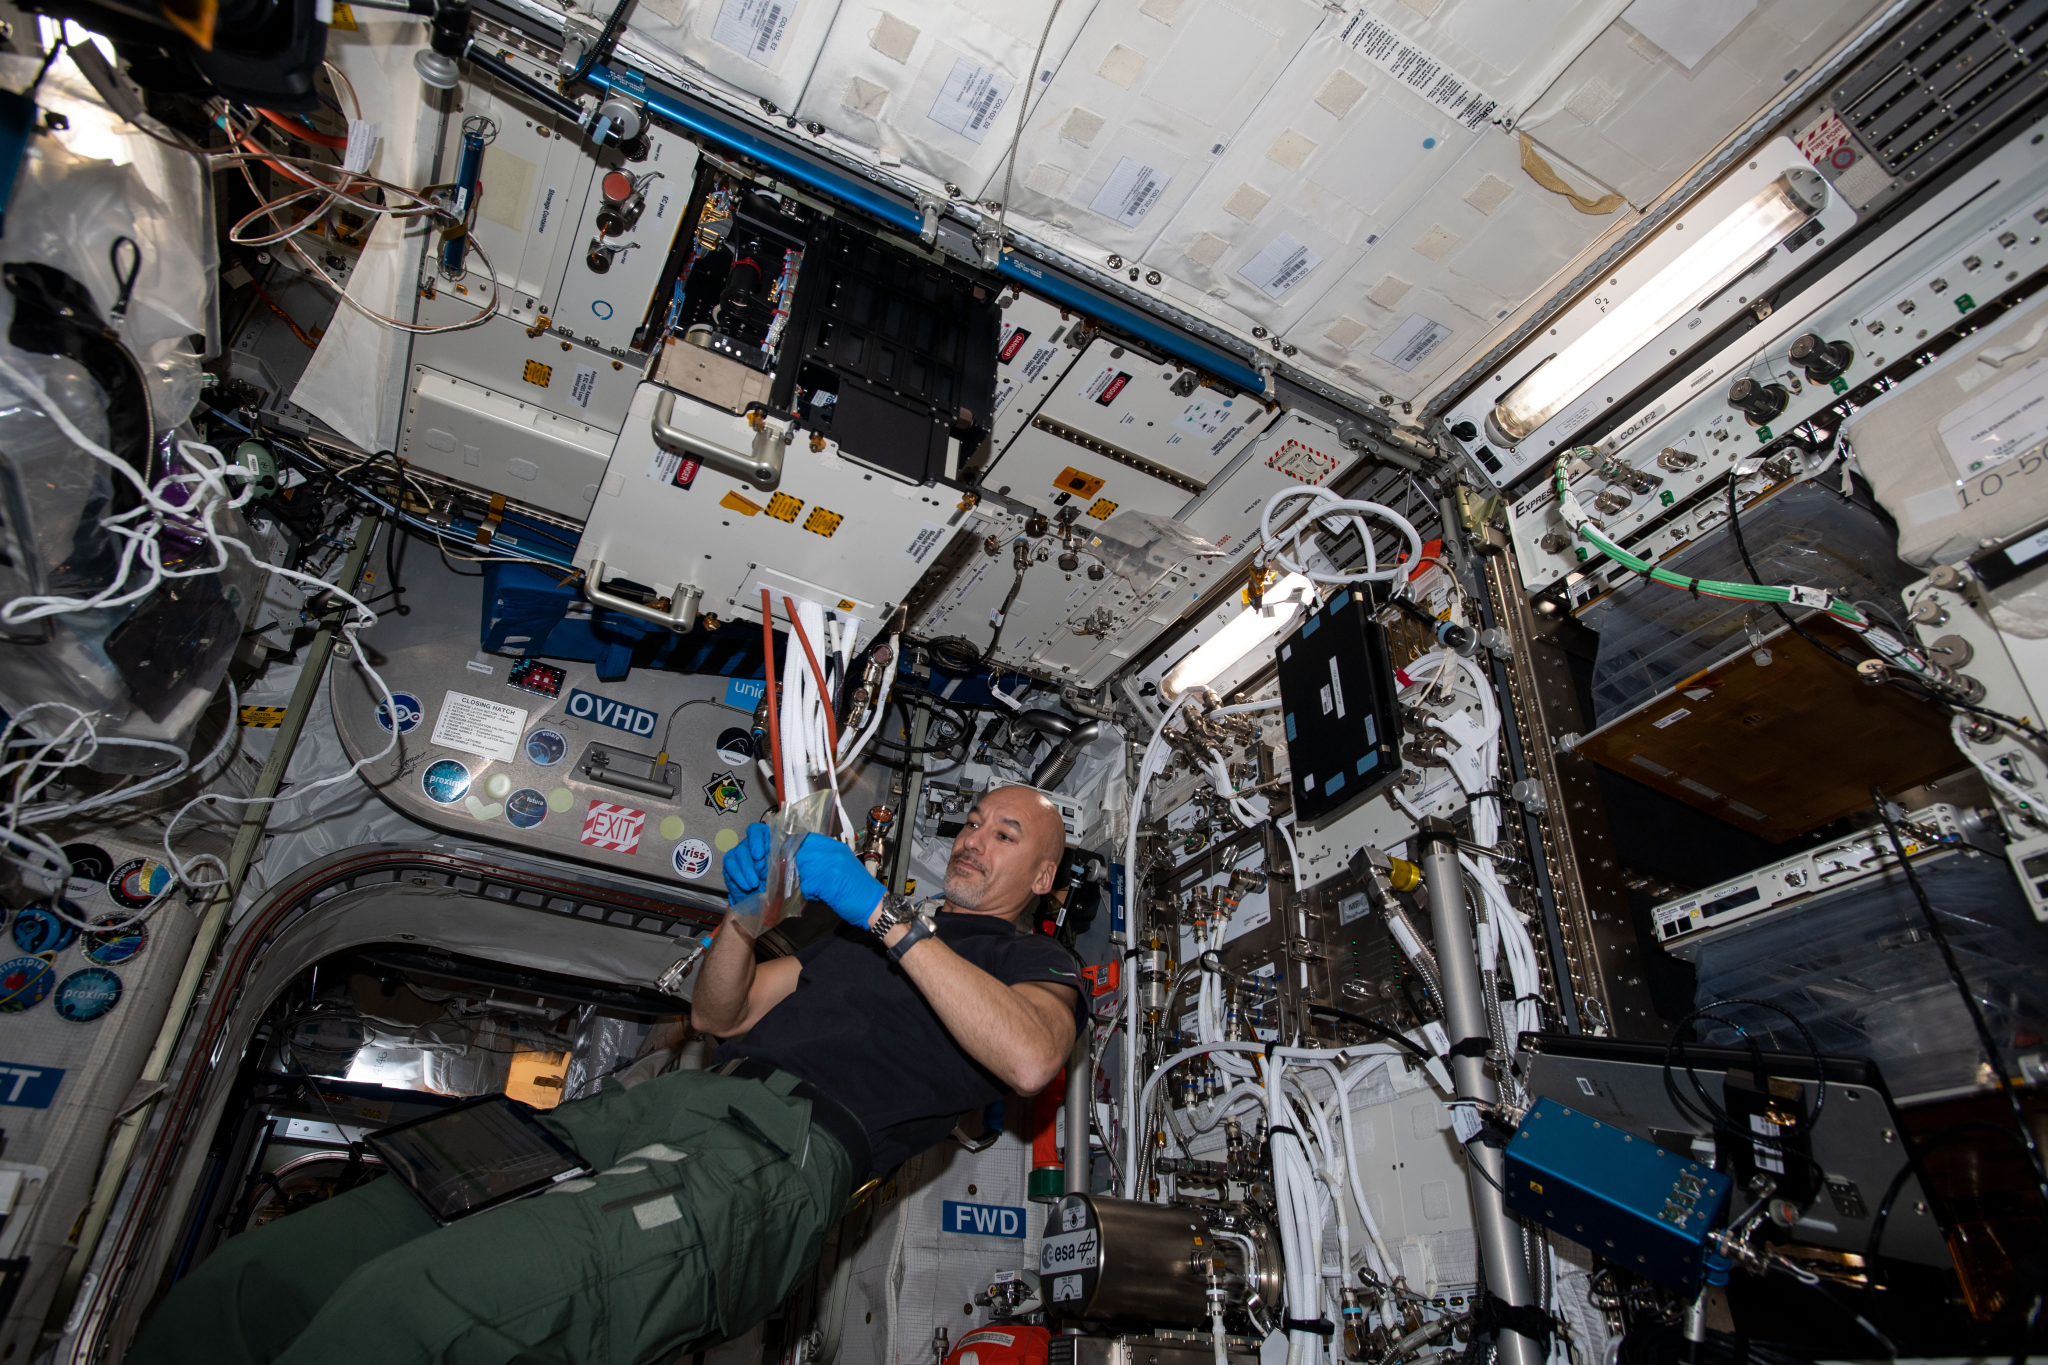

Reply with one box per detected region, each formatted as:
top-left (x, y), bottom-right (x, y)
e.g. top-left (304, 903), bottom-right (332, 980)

top-left (944, 864), bottom-right (986, 908)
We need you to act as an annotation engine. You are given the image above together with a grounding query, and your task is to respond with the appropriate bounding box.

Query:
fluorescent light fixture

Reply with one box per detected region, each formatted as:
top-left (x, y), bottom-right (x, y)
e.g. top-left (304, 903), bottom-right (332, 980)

top-left (1487, 169), bottom-right (1827, 447)
top-left (1162, 574), bottom-right (1313, 699)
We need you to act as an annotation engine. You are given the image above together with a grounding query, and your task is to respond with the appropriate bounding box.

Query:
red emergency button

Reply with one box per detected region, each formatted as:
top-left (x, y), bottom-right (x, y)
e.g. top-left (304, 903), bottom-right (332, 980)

top-left (601, 170), bottom-right (636, 202)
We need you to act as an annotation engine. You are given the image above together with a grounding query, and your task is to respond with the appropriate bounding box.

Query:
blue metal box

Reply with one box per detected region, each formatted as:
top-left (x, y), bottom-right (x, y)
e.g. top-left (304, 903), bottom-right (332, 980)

top-left (1503, 1097), bottom-right (1731, 1291)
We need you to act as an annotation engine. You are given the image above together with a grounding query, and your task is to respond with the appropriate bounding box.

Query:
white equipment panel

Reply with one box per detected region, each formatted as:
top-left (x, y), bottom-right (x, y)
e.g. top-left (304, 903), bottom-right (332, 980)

top-left (398, 366), bottom-right (618, 519)
top-left (1505, 115), bottom-right (2048, 591)
top-left (987, 292), bottom-right (1084, 457)
top-left (414, 55), bottom-right (696, 359)
top-left (576, 383), bottom-right (962, 642)
top-left (1444, 138), bottom-right (1859, 490)
top-left (1031, 336), bottom-right (1265, 486)
top-left (410, 312), bottom-right (643, 434)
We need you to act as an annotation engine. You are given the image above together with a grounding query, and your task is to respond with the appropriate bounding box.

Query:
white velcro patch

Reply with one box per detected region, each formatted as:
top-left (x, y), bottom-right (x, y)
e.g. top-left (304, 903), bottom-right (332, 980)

top-left (634, 1195), bottom-right (684, 1231)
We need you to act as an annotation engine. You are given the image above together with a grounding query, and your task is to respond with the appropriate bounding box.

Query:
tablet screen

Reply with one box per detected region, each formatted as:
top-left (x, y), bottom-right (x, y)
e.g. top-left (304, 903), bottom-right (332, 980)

top-left (367, 1095), bottom-right (589, 1223)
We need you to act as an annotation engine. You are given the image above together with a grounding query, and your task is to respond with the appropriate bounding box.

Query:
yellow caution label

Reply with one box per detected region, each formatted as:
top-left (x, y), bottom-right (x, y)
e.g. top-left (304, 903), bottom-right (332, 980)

top-left (329, 3), bottom-right (359, 28)
top-left (1087, 498), bottom-right (1118, 521)
top-left (838, 599), bottom-right (857, 611)
top-left (523, 359), bottom-right (552, 387)
top-left (720, 490), bottom-right (762, 516)
top-left (765, 492), bottom-right (803, 523)
top-left (803, 506), bottom-right (843, 537)
top-left (1054, 466), bottom-right (1105, 499)
top-left (240, 706), bottom-right (287, 728)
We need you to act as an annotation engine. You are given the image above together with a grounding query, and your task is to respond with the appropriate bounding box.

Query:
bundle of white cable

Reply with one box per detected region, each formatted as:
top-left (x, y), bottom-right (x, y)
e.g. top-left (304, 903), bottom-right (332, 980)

top-left (0, 350), bottom-right (403, 902)
top-left (1121, 690), bottom-right (1192, 1191)
top-left (1259, 486), bottom-right (1425, 586)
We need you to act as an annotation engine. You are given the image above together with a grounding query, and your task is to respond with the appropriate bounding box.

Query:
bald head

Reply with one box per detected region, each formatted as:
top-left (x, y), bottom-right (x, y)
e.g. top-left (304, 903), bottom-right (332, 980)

top-left (943, 785), bottom-right (1067, 919)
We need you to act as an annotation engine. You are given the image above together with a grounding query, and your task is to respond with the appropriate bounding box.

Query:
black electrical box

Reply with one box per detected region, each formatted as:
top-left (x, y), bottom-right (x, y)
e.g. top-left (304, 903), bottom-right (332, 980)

top-left (1275, 588), bottom-right (1402, 827)
top-left (772, 216), bottom-right (1000, 484)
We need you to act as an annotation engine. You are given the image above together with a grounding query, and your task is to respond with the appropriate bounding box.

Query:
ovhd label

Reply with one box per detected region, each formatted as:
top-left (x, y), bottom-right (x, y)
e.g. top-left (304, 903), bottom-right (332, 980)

top-left (942, 1200), bottom-right (1026, 1238)
top-left (565, 688), bottom-right (658, 737)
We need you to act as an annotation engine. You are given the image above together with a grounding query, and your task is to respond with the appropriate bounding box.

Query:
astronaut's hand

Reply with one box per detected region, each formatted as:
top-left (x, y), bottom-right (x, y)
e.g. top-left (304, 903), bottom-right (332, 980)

top-left (792, 834), bottom-right (887, 929)
top-left (722, 823), bottom-right (772, 902)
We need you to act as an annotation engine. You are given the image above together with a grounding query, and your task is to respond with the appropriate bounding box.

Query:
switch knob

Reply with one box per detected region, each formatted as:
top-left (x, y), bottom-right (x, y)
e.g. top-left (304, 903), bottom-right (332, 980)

top-left (1728, 377), bottom-right (1789, 425)
top-left (1787, 333), bottom-right (1853, 383)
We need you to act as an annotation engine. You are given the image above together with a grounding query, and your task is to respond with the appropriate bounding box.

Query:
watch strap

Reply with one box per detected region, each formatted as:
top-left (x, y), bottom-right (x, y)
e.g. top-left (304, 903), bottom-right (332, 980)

top-left (869, 891), bottom-right (914, 935)
top-left (886, 914), bottom-right (935, 964)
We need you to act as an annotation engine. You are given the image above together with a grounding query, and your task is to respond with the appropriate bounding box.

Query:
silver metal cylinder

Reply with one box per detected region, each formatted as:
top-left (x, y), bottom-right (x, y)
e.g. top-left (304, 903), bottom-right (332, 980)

top-left (1065, 1033), bottom-right (1092, 1193)
top-left (1419, 832), bottom-right (1540, 1365)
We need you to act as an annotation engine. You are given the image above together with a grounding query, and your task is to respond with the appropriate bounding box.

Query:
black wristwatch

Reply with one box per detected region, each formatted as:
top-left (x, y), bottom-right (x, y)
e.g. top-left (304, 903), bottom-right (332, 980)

top-left (871, 892), bottom-right (933, 963)
top-left (887, 915), bottom-right (935, 964)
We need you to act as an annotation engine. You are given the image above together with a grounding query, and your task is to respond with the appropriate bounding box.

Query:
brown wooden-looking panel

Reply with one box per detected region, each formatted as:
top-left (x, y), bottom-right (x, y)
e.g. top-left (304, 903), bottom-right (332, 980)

top-left (1574, 617), bottom-right (1963, 842)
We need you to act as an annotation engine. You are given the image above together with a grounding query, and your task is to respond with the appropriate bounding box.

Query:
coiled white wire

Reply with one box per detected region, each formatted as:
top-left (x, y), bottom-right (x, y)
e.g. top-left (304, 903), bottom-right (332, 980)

top-left (1259, 487), bottom-right (1425, 586)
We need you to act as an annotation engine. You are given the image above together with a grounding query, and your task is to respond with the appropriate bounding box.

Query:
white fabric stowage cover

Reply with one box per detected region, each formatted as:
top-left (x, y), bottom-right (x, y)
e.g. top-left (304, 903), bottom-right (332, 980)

top-left (1845, 293), bottom-right (2048, 569)
top-left (288, 18), bottom-right (436, 453)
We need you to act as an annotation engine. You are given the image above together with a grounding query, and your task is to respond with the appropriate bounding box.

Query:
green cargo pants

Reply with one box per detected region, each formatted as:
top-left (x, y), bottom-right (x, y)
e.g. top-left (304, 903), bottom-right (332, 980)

top-left (127, 1067), bottom-right (853, 1365)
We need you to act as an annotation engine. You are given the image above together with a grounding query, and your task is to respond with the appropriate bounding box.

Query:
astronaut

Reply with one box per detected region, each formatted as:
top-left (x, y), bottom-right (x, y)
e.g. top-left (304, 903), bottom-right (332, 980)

top-left (129, 784), bottom-right (1083, 1365)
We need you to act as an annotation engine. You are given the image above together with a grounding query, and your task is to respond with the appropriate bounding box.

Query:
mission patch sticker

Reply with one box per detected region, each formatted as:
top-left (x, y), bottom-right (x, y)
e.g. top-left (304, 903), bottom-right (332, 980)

top-left (54, 968), bottom-right (121, 1022)
top-left (581, 801), bottom-right (647, 854)
top-left (703, 771), bottom-right (746, 814)
top-left (505, 789), bottom-right (549, 829)
top-left (421, 759), bottom-right (472, 804)
top-left (11, 906), bottom-right (76, 956)
top-left (715, 728), bottom-right (754, 766)
top-left (83, 916), bottom-right (147, 965)
top-left (525, 728), bottom-right (568, 766)
top-left (672, 839), bottom-right (713, 879)
top-left (108, 858), bottom-right (172, 910)
top-left (376, 691), bottom-right (425, 733)
top-left (0, 957), bottom-right (54, 1013)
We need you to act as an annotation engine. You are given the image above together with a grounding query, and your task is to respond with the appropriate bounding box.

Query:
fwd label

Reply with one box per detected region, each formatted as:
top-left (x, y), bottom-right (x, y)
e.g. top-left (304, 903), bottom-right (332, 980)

top-left (565, 688), bottom-right (658, 737)
top-left (942, 1200), bottom-right (1026, 1238)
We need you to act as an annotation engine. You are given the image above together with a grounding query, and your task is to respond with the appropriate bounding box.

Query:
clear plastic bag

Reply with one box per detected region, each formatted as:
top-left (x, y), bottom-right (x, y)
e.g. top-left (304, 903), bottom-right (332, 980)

top-left (0, 139), bottom-right (254, 768)
top-left (729, 788), bottom-right (835, 939)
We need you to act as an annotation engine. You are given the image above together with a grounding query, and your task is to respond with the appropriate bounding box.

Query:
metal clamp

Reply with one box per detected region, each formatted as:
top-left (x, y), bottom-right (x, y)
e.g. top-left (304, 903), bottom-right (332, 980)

top-left (652, 390), bottom-right (789, 490)
top-left (914, 191), bottom-right (945, 246)
top-left (583, 558), bottom-right (704, 632)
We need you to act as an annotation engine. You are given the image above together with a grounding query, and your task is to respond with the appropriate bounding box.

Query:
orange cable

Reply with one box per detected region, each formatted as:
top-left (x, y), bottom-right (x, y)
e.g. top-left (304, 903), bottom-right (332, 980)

top-left (256, 107), bottom-right (348, 151)
top-left (760, 586), bottom-right (785, 807)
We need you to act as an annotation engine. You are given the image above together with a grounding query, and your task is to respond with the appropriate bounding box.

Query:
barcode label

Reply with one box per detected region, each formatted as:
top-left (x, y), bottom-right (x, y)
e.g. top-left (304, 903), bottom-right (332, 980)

top-left (711, 0), bottom-right (789, 67)
top-left (1239, 232), bottom-right (1322, 300)
top-left (1340, 12), bottom-right (1497, 129)
top-left (1371, 312), bottom-right (1453, 373)
top-left (929, 58), bottom-right (1013, 143)
top-left (1087, 156), bottom-right (1169, 227)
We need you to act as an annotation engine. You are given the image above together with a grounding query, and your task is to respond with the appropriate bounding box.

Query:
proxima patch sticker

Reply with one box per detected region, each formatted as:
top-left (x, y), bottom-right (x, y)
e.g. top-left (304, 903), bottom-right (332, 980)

top-left (581, 801), bottom-right (647, 854)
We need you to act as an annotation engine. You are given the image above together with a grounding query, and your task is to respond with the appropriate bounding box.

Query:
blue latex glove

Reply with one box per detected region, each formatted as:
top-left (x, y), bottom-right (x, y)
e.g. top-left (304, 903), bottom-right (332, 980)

top-left (722, 823), bottom-right (772, 902)
top-left (793, 833), bottom-right (887, 929)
